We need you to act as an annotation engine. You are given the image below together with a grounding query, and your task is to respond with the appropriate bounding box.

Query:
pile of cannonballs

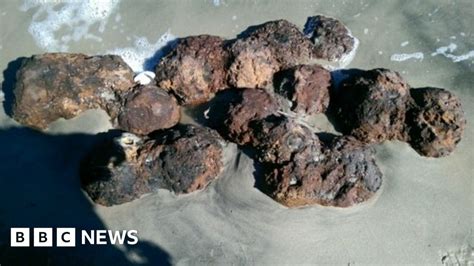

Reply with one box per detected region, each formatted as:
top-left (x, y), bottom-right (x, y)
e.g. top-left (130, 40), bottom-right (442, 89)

top-left (11, 16), bottom-right (465, 207)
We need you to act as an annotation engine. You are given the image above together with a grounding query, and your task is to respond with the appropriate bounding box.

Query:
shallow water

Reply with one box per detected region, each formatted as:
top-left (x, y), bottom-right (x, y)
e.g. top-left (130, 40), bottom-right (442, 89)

top-left (0, 0), bottom-right (472, 265)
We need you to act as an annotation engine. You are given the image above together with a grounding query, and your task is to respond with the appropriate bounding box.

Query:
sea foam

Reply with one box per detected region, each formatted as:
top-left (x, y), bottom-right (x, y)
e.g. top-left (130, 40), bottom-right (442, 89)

top-left (107, 31), bottom-right (177, 72)
top-left (432, 43), bottom-right (474, 62)
top-left (390, 52), bottom-right (424, 62)
top-left (20, 0), bottom-right (120, 51)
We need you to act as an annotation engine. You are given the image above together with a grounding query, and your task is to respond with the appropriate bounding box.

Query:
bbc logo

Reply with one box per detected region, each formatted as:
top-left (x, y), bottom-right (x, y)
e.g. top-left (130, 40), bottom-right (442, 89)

top-left (11, 228), bottom-right (139, 247)
top-left (11, 228), bottom-right (75, 247)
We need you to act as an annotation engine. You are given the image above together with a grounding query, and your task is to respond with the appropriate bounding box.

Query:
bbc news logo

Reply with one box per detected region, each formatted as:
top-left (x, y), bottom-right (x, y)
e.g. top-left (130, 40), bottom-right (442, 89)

top-left (10, 228), bottom-right (138, 247)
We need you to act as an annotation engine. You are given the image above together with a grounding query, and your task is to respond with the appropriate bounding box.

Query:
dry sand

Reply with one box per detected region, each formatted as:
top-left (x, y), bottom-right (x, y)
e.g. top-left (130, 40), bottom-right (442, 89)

top-left (0, 0), bottom-right (472, 265)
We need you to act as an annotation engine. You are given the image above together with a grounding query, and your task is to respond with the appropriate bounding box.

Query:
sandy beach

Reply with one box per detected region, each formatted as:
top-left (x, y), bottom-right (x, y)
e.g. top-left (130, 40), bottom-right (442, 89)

top-left (0, 0), bottom-right (472, 265)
